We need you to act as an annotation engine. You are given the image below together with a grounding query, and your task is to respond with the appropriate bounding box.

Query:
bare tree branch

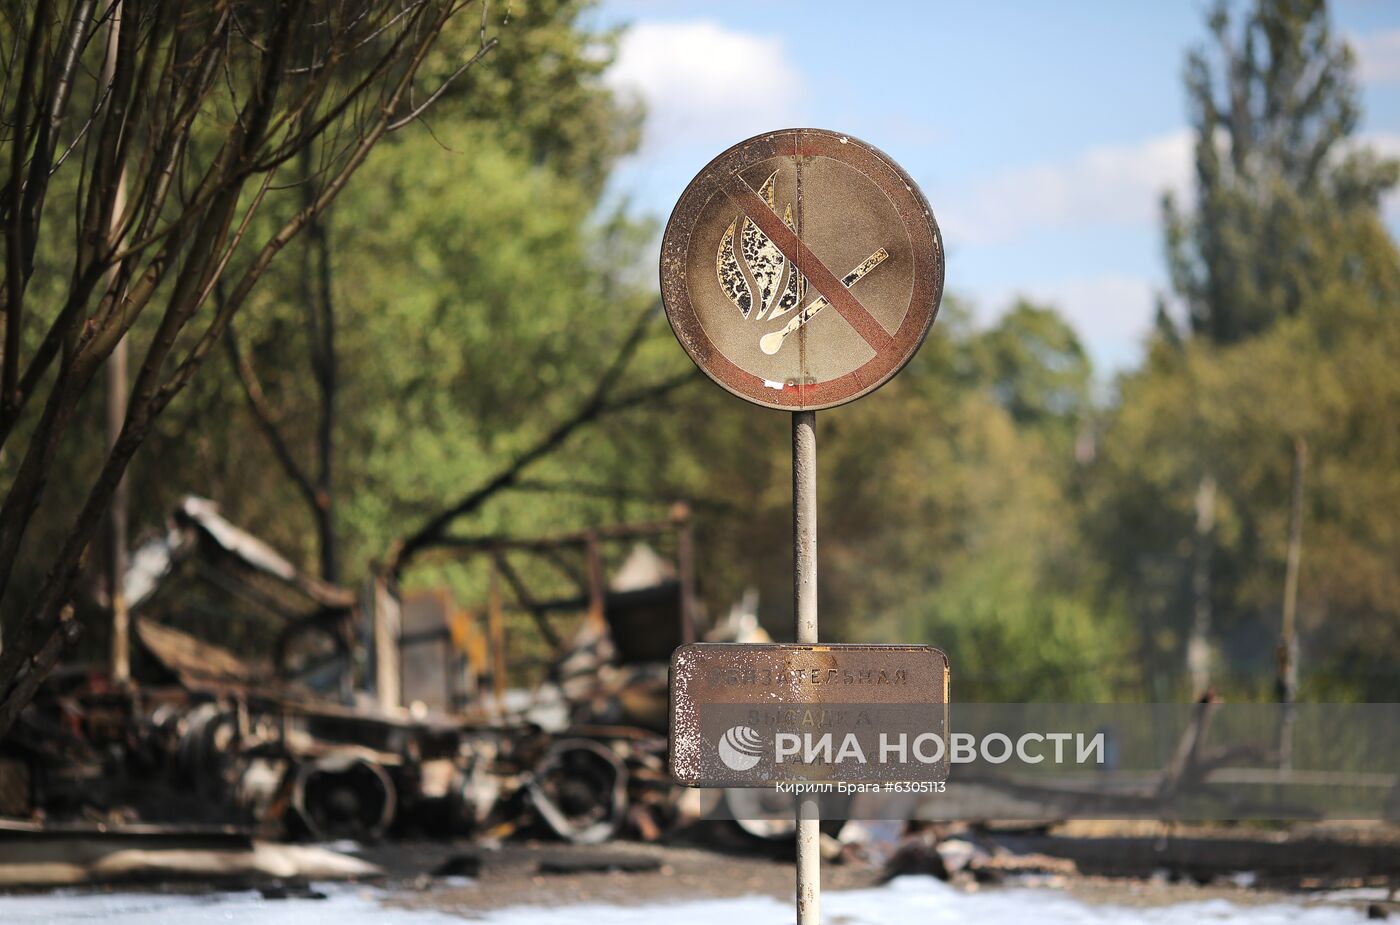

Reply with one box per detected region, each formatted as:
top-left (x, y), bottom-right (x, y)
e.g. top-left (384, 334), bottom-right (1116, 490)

top-left (510, 477), bottom-right (734, 513)
top-left (1, 5), bottom-right (45, 416)
top-left (387, 37), bottom-right (497, 131)
top-left (224, 316), bottom-right (321, 514)
top-left (0, 616), bottom-right (81, 740)
top-left (386, 304), bottom-right (696, 572)
top-left (0, 0), bottom-right (492, 738)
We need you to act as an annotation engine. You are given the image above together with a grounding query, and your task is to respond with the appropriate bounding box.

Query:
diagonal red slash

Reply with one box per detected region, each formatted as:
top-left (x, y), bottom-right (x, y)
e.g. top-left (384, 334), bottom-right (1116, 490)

top-left (722, 175), bottom-right (895, 354)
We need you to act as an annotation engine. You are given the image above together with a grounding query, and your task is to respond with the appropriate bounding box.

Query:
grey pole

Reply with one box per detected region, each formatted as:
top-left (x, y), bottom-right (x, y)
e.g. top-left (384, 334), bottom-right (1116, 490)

top-left (793, 409), bottom-right (820, 924)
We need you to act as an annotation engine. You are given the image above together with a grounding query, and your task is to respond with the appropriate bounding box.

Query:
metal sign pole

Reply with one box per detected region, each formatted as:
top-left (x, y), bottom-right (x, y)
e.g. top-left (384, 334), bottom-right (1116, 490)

top-left (792, 409), bottom-right (820, 924)
top-left (661, 128), bottom-right (945, 925)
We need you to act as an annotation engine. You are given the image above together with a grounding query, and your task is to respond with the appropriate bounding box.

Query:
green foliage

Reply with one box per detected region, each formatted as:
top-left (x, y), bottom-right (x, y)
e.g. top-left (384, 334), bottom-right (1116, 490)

top-left (138, 133), bottom-right (671, 578)
top-left (123, 0), bottom-right (662, 573)
top-left (965, 300), bottom-right (1093, 441)
top-left (425, 0), bottom-right (643, 196)
top-left (331, 124), bottom-right (663, 568)
top-left (566, 295), bottom-right (1126, 701)
top-left (1164, 0), bottom-right (1399, 345)
top-left (177, 0), bottom-right (1400, 703)
top-left (1090, 0), bottom-right (1400, 700)
top-left (28, 0), bottom-right (1396, 706)
top-left (905, 553), bottom-right (1131, 702)
top-left (1092, 262), bottom-right (1400, 698)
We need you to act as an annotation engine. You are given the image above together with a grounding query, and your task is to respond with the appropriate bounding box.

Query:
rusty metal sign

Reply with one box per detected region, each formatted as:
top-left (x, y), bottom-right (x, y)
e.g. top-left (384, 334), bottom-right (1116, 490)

top-left (670, 643), bottom-right (949, 788)
top-left (660, 129), bottom-right (944, 410)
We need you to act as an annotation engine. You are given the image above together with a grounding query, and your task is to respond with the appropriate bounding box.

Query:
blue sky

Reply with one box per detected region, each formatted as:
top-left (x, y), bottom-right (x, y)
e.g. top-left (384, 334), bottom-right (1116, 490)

top-left (591, 1), bottom-right (1400, 373)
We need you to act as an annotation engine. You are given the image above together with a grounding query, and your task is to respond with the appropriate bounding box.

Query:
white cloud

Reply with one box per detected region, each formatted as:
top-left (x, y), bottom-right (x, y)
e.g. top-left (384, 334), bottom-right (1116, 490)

top-left (1361, 132), bottom-right (1400, 157)
top-left (977, 131), bottom-right (1400, 373)
top-left (937, 130), bottom-right (1194, 247)
top-left (606, 21), bottom-right (803, 154)
top-left (1351, 29), bottom-right (1400, 84)
top-left (1355, 133), bottom-right (1400, 223)
top-left (980, 274), bottom-right (1161, 374)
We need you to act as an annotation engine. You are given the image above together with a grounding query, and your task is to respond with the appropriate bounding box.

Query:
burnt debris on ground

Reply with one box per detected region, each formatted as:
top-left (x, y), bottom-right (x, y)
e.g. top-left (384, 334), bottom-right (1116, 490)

top-left (1, 497), bottom-right (1398, 899)
top-left (0, 497), bottom-right (763, 883)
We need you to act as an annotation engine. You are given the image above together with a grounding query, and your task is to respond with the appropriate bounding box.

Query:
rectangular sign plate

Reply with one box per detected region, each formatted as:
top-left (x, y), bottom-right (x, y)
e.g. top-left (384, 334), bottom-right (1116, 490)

top-left (669, 643), bottom-right (949, 788)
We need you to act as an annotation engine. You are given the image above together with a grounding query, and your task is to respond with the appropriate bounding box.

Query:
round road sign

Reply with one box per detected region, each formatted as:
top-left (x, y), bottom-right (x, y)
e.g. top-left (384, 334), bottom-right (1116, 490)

top-left (660, 128), bottom-right (944, 411)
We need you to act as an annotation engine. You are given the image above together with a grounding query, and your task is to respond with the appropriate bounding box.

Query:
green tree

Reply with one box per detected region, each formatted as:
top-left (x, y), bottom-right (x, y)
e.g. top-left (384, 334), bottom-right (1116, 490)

top-left (1094, 0), bottom-right (1400, 699)
top-left (1163, 0), bottom-right (1398, 345)
top-left (99, 0), bottom-right (663, 594)
top-left (0, 0), bottom-right (487, 734)
top-left (589, 297), bottom-right (1131, 701)
top-left (967, 300), bottom-right (1092, 443)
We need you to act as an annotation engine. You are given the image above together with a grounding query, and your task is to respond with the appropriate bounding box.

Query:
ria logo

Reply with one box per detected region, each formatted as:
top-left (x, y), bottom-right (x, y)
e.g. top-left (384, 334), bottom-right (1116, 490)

top-left (717, 725), bottom-right (764, 772)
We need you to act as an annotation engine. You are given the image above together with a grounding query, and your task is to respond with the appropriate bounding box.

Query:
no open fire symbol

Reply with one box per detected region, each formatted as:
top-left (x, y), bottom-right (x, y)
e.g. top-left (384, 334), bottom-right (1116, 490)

top-left (661, 128), bottom-right (944, 411)
top-left (716, 170), bottom-right (889, 356)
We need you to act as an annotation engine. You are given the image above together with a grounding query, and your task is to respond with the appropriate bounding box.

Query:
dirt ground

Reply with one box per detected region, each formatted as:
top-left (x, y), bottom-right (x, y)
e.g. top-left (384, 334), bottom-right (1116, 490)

top-left (369, 832), bottom-right (879, 914)
top-left (359, 829), bottom-right (1398, 918)
top-left (2, 820), bottom-right (1395, 918)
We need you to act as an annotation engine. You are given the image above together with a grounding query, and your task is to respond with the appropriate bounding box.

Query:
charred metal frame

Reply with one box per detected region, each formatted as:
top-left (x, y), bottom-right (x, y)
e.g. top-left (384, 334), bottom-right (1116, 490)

top-left (395, 505), bottom-right (700, 707)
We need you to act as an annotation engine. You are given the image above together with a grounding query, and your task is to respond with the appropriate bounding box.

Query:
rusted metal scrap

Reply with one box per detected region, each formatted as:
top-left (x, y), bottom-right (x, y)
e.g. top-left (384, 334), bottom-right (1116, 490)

top-left (0, 496), bottom-right (767, 860)
top-left (526, 738), bottom-right (629, 845)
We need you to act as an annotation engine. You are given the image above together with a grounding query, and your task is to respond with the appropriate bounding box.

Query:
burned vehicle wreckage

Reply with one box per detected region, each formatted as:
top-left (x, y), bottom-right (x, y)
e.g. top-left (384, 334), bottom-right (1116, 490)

top-left (1, 496), bottom-right (765, 848)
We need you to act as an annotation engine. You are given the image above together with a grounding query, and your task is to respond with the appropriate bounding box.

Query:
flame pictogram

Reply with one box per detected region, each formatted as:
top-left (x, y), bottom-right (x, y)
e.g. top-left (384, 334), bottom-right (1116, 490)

top-left (717, 170), bottom-right (889, 355)
top-left (717, 171), bottom-right (804, 324)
